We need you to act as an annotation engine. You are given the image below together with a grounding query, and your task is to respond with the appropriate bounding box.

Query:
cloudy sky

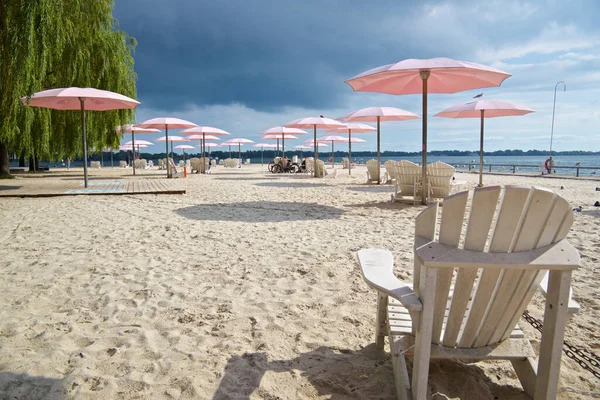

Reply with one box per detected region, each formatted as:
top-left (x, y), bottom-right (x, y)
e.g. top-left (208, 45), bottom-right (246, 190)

top-left (113, 0), bottom-right (600, 153)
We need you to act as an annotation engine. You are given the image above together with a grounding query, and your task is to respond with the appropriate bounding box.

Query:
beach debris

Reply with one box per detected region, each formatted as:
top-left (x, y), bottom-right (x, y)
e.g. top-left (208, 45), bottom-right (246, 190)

top-left (596, 187), bottom-right (600, 191)
top-left (573, 206), bottom-right (583, 212)
top-left (594, 201), bottom-right (600, 207)
top-left (560, 186), bottom-right (564, 189)
top-left (107, 348), bottom-right (118, 356)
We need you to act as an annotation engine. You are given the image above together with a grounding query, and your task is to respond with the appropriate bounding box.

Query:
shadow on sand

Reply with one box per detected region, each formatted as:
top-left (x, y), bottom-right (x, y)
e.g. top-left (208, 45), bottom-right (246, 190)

top-left (0, 371), bottom-right (65, 399)
top-left (254, 181), bottom-right (330, 189)
top-left (0, 185), bottom-right (23, 191)
top-left (212, 345), bottom-right (527, 399)
top-left (345, 185), bottom-right (394, 193)
top-left (176, 201), bottom-right (344, 223)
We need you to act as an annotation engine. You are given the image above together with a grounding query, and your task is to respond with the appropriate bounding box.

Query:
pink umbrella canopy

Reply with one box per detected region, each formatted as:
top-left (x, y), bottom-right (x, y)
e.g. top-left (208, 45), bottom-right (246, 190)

top-left (186, 134), bottom-right (222, 141)
top-left (260, 127), bottom-right (308, 156)
top-left (337, 107), bottom-right (420, 182)
top-left (137, 117), bottom-right (197, 178)
top-left (325, 122), bottom-right (376, 175)
top-left (435, 98), bottom-right (534, 186)
top-left (155, 135), bottom-right (188, 142)
top-left (124, 140), bottom-right (153, 146)
top-left (180, 126), bottom-right (230, 170)
top-left (316, 135), bottom-right (366, 168)
top-left (253, 143), bottom-right (278, 165)
top-left (346, 58), bottom-right (511, 201)
top-left (222, 138), bottom-right (254, 164)
top-left (118, 125), bottom-right (160, 175)
top-left (120, 144), bottom-right (148, 150)
top-left (21, 87), bottom-right (140, 187)
top-left (174, 144), bottom-right (195, 149)
top-left (284, 117), bottom-right (345, 177)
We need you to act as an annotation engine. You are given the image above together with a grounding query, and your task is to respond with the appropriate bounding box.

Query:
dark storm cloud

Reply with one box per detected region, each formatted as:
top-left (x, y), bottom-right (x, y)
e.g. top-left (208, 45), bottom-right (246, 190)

top-left (112, 0), bottom-right (600, 112)
top-left (113, 0), bottom-right (421, 111)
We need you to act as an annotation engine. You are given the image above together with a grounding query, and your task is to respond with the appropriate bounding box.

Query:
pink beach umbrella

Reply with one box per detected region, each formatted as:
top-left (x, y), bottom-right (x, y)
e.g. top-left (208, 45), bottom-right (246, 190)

top-left (118, 125), bottom-right (160, 176)
top-left (174, 144), bottom-right (195, 162)
top-left (21, 87), bottom-right (140, 187)
top-left (155, 135), bottom-right (189, 163)
top-left (337, 107), bottom-right (420, 182)
top-left (261, 134), bottom-right (299, 156)
top-left (284, 117), bottom-right (345, 177)
top-left (185, 133), bottom-right (225, 172)
top-left (325, 122), bottom-right (376, 175)
top-left (202, 142), bottom-right (221, 157)
top-left (316, 135), bottom-right (364, 168)
top-left (222, 138), bottom-right (254, 164)
top-left (435, 97), bottom-right (534, 186)
top-left (294, 145), bottom-right (313, 160)
top-left (180, 126), bottom-right (230, 172)
top-left (259, 126), bottom-right (308, 156)
top-left (346, 58), bottom-right (511, 202)
top-left (252, 143), bottom-right (278, 165)
top-left (137, 117), bottom-right (197, 178)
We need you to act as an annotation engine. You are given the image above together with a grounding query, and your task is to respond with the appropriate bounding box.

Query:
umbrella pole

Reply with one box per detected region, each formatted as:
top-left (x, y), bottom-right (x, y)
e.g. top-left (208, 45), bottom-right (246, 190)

top-left (202, 133), bottom-right (206, 173)
top-left (277, 139), bottom-right (280, 156)
top-left (165, 126), bottom-right (170, 178)
top-left (261, 148), bottom-right (264, 166)
top-left (282, 135), bottom-right (285, 157)
top-left (420, 71), bottom-right (430, 205)
top-left (479, 110), bottom-right (485, 187)
top-left (79, 98), bottom-right (89, 188)
top-left (111, 150), bottom-right (113, 168)
top-left (101, 150), bottom-right (104, 168)
top-left (132, 131), bottom-right (136, 175)
top-left (313, 125), bottom-right (317, 178)
top-left (331, 141), bottom-right (334, 169)
top-left (229, 145), bottom-right (232, 159)
top-left (183, 149), bottom-right (186, 163)
top-left (238, 143), bottom-right (241, 167)
top-left (348, 129), bottom-right (352, 176)
top-left (377, 116), bottom-right (381, 184)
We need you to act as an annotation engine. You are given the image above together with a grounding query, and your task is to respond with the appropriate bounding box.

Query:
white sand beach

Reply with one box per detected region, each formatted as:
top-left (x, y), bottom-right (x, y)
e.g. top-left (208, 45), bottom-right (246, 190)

top-left (0, 165), bottom-right (598, 399)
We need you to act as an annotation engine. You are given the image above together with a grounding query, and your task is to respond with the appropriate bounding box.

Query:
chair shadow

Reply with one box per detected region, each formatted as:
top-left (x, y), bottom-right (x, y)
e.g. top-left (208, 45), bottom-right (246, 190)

top-left (213, 177), bottom-right (279, 181)
top-left (175, 201), bottom-right (344, 222)
top-left (0, 371), bottom-right (65, 399)
top-left (212, 345), bottom-right (528, 399)
top-left (0, 185), bottom-right (23, 191)
top-left (579, 209), bottom-right (600, 218)
top-left (345, 185), bottom-right (394, 193)
top-left (345, 201), bottom-right (418, 211)
top-left (254, 182), bottom-right (331, 188)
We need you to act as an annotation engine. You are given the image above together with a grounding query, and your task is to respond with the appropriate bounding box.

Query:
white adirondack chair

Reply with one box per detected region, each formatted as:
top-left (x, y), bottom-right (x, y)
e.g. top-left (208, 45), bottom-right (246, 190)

top-left (314, 159), bottom-right (328, 177)
top-left (342, 157), bottom-right (350, 169)
top-left (358, 186), bottom-right (580, 400)
top-left (366, 159), bottom-right (385, 184)
top-left (384, 160), bottom-right (398, 184)
top-left (427, 161), bottom-right (455, 199)
top-left (393, 160), bottom-right (422, 203)
top-left (190, 157), bottom-right (201, 173)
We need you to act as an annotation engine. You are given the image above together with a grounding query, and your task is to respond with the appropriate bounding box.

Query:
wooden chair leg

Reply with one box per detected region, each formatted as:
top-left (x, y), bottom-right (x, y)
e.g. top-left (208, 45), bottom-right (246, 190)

top-left (535, 270), bottom-right (571, 400)
top-left (511, 357), bottom-right (537, 397)
top-left (375, 293), bottom-right (388, 349)
top-left (411, 268), bottom-right (437, 400)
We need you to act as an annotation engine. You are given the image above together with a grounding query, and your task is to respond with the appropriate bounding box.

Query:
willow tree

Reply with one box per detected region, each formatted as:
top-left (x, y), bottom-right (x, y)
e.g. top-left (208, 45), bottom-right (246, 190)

top-left (0, 0), bottom-right (137, 175)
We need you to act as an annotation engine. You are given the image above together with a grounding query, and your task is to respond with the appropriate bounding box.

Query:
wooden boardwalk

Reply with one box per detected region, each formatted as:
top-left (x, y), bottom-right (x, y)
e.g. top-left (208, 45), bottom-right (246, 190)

top-left (0, 177), bottom-right (185, 198)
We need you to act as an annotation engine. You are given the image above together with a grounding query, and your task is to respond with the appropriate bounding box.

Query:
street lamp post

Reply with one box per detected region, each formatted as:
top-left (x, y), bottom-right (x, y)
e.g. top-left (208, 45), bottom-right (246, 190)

top-left (549, 81), bottom-right (566, 158)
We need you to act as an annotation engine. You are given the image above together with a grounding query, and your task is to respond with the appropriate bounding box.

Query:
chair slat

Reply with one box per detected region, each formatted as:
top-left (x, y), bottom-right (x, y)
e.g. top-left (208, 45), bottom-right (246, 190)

top-left (536, 197), bottom-right (573, 247)
top-left (442, 268), bottom-right (478, 346)
top-left (489, 186), bottom-right (530, 252)
top-left (464, 186), bottom-right (501, 251)
top-left (488, 270), bottom-right (538, 344)
top-left (458, 269), bottom-right (502, 347)
top-left (513, 188), bottom-right (556, 252)
top-left (438, 191), bottom-right (468, 247)
top-left (431, 269), bottom-right (454, 344)
top-left (474, 269), bottom-right (522, 347)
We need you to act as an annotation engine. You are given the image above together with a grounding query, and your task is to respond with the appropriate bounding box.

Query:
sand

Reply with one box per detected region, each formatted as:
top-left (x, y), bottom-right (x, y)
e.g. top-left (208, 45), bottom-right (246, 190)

top-left (0, 164), bottom-right (598, 399)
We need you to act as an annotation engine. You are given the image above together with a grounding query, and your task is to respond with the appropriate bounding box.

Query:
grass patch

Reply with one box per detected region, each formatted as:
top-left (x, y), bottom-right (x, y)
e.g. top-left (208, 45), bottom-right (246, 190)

top-left (0, 174), bottom-right (15, 179)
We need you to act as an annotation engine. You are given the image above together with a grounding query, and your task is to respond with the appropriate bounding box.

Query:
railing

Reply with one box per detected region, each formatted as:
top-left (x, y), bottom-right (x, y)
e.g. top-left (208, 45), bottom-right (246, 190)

top-left (449, 163), bottom-right (600, 177)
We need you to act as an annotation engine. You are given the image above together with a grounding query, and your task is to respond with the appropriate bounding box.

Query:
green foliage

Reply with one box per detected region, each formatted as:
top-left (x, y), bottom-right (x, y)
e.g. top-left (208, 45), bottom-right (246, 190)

top-left (0, 0), bottom-right (137, 161)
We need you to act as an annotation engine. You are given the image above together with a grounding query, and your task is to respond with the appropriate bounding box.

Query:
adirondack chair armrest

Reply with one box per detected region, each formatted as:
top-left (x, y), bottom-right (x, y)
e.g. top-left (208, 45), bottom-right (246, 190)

top-left (357, 249), bottom-right (423, 312)
top-left (415, 239), bottom-right (580, 271)
top-left (538, 271), bottom-right (580, 314)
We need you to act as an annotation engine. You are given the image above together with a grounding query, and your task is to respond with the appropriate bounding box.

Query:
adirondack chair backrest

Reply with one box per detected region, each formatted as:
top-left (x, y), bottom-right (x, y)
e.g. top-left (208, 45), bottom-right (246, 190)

top-left (342, 158), bottom-right (349, 168)
top-left (366, 159), bottom-right (380, 181)
top-left (384, 160), bottom-right (398, 180)
top-left (413, 186), bottom-right (574, 348)
top-left (395, 160), bottom-right (422, 194)
top-left (427, 161), bottom-right (455, 199)
top-left (315, 159), bottom-right (326, 177)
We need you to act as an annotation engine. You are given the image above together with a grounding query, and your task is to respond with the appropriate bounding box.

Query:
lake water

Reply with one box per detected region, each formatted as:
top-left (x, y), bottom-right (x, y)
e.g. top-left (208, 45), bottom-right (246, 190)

top-left (11, 154), bottom-right (600, 176)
